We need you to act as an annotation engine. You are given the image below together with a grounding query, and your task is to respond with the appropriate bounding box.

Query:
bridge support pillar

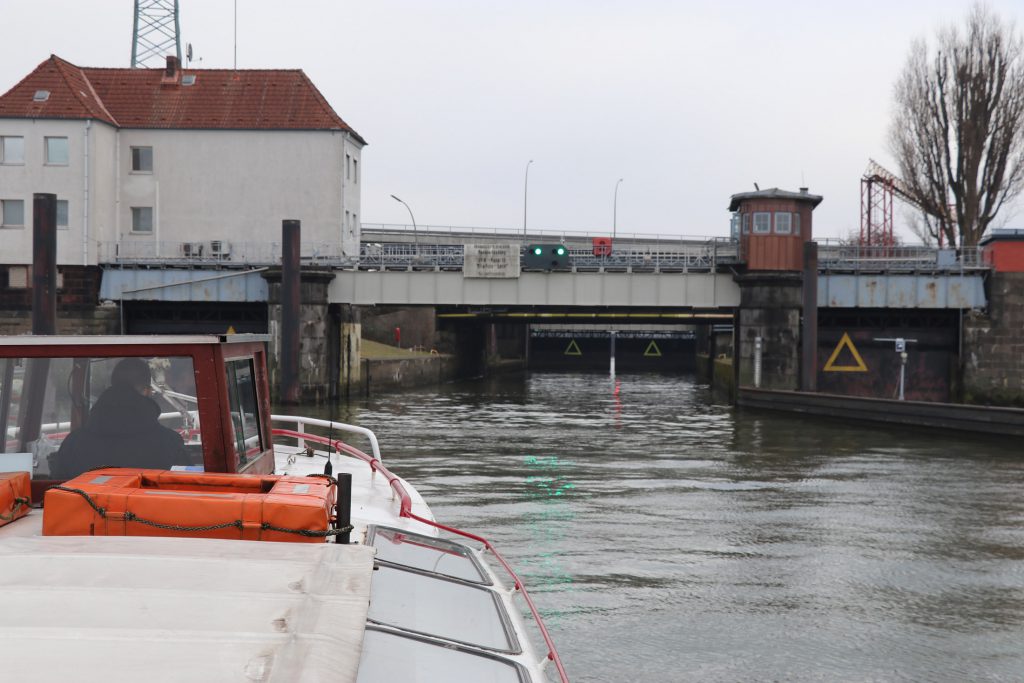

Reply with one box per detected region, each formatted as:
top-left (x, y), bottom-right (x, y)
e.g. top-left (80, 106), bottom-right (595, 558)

top-left (262, 269), bottom-right (336, 403)
top-left (734, 272), bottom-right (803, 391)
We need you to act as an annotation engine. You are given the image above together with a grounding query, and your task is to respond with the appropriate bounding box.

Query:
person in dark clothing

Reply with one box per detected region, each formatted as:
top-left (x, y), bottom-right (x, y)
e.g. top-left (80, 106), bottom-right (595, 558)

top-left (51, 358), bottom-right (187, 479)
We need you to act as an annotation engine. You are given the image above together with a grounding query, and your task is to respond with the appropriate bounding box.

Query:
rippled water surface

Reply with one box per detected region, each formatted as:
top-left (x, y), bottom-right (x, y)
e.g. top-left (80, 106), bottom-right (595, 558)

top-left (308, 372), bottom-right (1023, 682)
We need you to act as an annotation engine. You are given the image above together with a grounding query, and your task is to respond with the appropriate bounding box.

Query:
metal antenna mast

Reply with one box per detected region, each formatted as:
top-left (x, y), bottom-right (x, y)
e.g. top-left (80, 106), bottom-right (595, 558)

top-left (131, 0), bottom-right (181, 68)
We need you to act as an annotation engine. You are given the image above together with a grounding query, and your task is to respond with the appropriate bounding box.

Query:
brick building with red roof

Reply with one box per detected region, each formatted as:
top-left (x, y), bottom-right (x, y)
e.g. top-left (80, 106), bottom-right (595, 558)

top-left (0, 55), bottom-right (365, 270)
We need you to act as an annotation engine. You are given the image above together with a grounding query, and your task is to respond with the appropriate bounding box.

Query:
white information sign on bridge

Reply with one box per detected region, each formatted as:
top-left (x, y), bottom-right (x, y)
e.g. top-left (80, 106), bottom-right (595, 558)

top-left (463, 243), bottom-right (520, 278)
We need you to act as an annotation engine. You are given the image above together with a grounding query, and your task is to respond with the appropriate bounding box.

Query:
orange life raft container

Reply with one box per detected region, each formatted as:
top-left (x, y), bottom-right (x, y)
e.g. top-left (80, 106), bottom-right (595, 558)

top-left (0, 472), bottom-right (31, 528)
top-left (43, 468), bottom-right (338, 543)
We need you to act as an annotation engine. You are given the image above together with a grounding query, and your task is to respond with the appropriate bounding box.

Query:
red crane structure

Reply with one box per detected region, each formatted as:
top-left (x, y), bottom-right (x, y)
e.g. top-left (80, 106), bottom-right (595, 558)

top-left (860, 159), bottom-right (952, 247)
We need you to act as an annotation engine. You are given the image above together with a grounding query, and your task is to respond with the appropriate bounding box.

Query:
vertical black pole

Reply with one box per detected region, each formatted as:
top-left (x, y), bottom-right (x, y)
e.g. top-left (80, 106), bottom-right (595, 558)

top-left (32, 193), bottom-right (58, 335)
top-left (281, 220), bottom-right (301, 404)
top-left (336, 472), bottom-right (352, 544)
top-left (801, 240), bottom-right (819, 392)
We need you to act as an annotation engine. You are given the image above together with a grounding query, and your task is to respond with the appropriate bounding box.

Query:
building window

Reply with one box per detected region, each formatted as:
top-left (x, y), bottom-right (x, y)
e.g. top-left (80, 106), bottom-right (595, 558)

top-left (1, 136), bottom-right (24, 164)
top-left (131, 206), bottom-right (153, 233)
top-left (45, 137), bottom-right (69, 165)
top-left (1, 199), bottom-right (25, 227)
top-left (353, 158), bottom-right (358, 184)
top-left (742, 213), bottom-right (750, 234)
top-left (57, 199), bottom-right (69, 229)
top-left (131, 146), bottom-right (153, 172)
top-left (346, 154), bottom-right (351, 180)
top-left (753, 212), bottom-right (771, 234)
top-left (774, 212), bottom-right (792, 234)
top-left (794, 212), bottom-right (801, 236)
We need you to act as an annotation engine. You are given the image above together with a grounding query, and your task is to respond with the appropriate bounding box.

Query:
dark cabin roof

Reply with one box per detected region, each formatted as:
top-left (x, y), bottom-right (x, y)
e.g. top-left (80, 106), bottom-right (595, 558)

top-left (728, 188), bottom-right (823, 212)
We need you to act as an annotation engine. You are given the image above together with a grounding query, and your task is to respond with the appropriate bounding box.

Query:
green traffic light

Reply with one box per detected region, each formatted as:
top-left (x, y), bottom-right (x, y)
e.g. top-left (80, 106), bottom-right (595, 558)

top-left (533, 247), bottom-right (543, 255)
top-left (556, 246), bottom-right (566, 256)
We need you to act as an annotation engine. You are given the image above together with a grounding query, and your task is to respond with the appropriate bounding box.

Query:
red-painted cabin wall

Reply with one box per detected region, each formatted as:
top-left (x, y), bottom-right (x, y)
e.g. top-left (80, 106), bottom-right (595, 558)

top-left (738, 199), bottom-right (813, 271)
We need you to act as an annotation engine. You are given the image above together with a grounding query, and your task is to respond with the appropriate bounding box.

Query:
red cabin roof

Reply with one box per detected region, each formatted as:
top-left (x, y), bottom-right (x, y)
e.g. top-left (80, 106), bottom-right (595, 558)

top-left (0, 55), bottom-right (365, 143)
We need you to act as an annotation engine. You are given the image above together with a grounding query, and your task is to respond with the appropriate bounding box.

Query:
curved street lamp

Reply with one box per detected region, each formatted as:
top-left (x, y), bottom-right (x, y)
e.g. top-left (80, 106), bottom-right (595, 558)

top-left (523, 159), bottom-right (534, 238)
top-left (390, 194), bottom-right (418, 253)
top-left (613, 178), bottom-right (624, 240)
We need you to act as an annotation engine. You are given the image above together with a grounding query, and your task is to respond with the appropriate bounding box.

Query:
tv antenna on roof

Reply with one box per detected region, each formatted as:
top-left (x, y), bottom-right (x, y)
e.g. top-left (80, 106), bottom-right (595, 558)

top-left (186, 42), bottom-right (193, 66)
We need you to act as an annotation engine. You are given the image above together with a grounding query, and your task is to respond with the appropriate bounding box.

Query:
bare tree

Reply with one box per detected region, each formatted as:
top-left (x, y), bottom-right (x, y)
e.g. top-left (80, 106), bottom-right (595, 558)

top-left (889, 4), bottom-right (1024, 247)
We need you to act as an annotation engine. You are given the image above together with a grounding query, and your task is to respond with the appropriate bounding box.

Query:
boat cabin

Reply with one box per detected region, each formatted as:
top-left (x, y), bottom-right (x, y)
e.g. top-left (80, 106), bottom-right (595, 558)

top-left (0, 335), bottom-right (274, 500)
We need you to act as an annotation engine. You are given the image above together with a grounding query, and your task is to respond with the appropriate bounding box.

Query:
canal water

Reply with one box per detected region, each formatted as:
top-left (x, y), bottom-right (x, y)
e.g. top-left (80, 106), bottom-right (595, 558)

top-left (302, 372), bottom-right (1023, 682)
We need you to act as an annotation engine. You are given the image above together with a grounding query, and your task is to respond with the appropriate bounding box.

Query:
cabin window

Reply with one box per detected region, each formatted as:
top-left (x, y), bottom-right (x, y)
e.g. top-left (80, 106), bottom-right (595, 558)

top-left (0, 355), bottom-right (201, 480)
top-left (131, 146), bottom-right (153, 172)
top-left (225, 358), bottom-right (263, 469)
top-left (131, 207), bottom-right (153, 233)
top-left (753, 212), bottom-right (771, 234)
top-left (1, 199), bottom-right (24, 228)
top-left (794, 212), bottom-right (801, 235)
top-left (742, 213), bottom-right (750, 235)
top-left (0, 136), bottom-right (24, 164)
top-left (45, 137), bottom-right (69, 165)
top-left (774, 212), bottom-right (792, 234)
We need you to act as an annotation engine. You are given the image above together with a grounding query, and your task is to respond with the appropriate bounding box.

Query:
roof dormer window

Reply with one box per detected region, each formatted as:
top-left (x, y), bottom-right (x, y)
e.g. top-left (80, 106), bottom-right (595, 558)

top-left (33, 90), bottom-right (50, 102)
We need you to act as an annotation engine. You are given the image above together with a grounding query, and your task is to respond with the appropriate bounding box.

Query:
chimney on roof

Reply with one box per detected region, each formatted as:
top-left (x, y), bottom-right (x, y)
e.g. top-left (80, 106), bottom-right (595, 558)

top-left (799, 187), bottom-right (809, 194)
top-left (161, 55), bottom-right (181, 86)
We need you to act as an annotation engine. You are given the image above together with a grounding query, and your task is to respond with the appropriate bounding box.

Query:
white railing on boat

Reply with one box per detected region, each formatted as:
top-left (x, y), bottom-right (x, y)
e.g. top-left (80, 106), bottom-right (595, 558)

top-left (270, 415), bottom-right (383, 463)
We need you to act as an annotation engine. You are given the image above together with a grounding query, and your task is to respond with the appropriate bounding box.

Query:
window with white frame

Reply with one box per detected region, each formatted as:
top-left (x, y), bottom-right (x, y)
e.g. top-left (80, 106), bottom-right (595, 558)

top-left (131, 206), bottom-right (153, 233)
top-left (742, 213), bottom-right (750, 234)
top-left (57, 199), bottom-right (69, 229)
top-left (131, 146), bottom-right (153, 172)
top-left (774, 212), bottom-right (792, 234)
top-left (1, 136), bottom-right (24, 164)
top-left (794, 212), bottom-right (801, 235)
top-left (1, 199), bottom-right (25, 227)
top-left (753, 212), bottom-right (771, 234)
top-left (45, 137), bottom-right (69, 165)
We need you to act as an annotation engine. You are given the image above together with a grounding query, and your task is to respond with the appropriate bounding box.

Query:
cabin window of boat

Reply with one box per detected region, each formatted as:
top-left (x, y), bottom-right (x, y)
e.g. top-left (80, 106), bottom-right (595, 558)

top-left (0, 356), bottom-right (200, 479)
top-left (131, 146), bottom-right (152, 173)
top-left (225, 358), bottom-right (263, 468)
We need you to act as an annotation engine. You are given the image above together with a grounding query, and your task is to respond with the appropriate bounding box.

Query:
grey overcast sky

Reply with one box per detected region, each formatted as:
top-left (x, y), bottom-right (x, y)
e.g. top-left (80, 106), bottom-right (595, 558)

top-left (2, 0), bottom-right (1022, 240)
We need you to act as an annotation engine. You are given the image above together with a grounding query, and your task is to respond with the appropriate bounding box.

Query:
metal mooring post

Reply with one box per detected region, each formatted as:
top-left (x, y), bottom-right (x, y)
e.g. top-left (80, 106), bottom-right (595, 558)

top-left (609, 330), bottom-right (617, 377)
top-left (32, 193), bottom-right (58, 334)
top-left (753, 336), bottom-right (763, 388)
top-left (280, 220), bottom-right (301, 404)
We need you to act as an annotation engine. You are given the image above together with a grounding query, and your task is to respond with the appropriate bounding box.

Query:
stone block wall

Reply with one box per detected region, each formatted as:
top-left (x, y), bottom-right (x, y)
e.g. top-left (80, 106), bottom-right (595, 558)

top-left (963, 272), bottom-right (1024, 406)
top-left (735, 272), bottom-right (803, 390)
top-left (0, 265), bottom-right (119, 335)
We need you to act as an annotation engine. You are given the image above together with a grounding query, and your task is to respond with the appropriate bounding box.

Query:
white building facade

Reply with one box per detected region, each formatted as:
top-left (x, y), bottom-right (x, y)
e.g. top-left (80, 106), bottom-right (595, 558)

top-left (0, 55), bottom-right (365, 267)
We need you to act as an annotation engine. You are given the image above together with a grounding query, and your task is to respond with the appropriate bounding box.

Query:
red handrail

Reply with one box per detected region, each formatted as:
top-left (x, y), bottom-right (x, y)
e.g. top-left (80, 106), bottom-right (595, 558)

top-left (271, 427), bottom-right (570, 683)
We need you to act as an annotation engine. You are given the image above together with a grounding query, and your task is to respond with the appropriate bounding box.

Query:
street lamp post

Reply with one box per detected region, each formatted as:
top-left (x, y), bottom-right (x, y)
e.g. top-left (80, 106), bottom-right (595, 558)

top-left (523, 159), bottom-right (533, 238)
top-left (389, 194), bottom-right (418, 254)
top-left (613, 178), bottom-right (623, 240)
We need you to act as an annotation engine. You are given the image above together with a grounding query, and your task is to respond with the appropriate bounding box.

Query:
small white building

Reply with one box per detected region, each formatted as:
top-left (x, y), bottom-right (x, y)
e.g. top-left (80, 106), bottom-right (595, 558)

top-left (0, 55), bottom-right (365, 266)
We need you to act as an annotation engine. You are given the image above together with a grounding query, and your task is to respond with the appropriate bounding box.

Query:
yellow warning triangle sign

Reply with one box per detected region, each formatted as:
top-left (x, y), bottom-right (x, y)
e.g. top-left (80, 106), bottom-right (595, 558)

top-left (226, 326), bottom-right (236, 335)
top-left (564, 339), bottom-right (582, 356)
top-left (823, 332), bottom-right (868, 372)
top-left (643, 340), bottom-right (662, 357)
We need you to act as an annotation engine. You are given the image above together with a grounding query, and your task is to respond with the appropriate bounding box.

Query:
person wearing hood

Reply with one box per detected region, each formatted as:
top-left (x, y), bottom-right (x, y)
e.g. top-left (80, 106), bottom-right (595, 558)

top-left (51, 357), bottom-right (187, 479)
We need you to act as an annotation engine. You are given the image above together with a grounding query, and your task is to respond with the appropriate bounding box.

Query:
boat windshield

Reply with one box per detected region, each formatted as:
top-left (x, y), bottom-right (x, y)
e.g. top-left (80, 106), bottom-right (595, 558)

top-left (0, 355), bottom-right (202, 480)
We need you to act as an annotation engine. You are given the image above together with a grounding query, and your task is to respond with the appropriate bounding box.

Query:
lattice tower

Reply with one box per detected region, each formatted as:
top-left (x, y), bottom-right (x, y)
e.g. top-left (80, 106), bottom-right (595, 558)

top-left (131, 0), bottom-right (181, 68)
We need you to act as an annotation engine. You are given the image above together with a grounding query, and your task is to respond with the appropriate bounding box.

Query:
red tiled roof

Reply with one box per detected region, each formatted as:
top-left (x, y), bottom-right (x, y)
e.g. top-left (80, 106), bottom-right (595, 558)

top-left (0, 55), bottom-right (365, 143)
